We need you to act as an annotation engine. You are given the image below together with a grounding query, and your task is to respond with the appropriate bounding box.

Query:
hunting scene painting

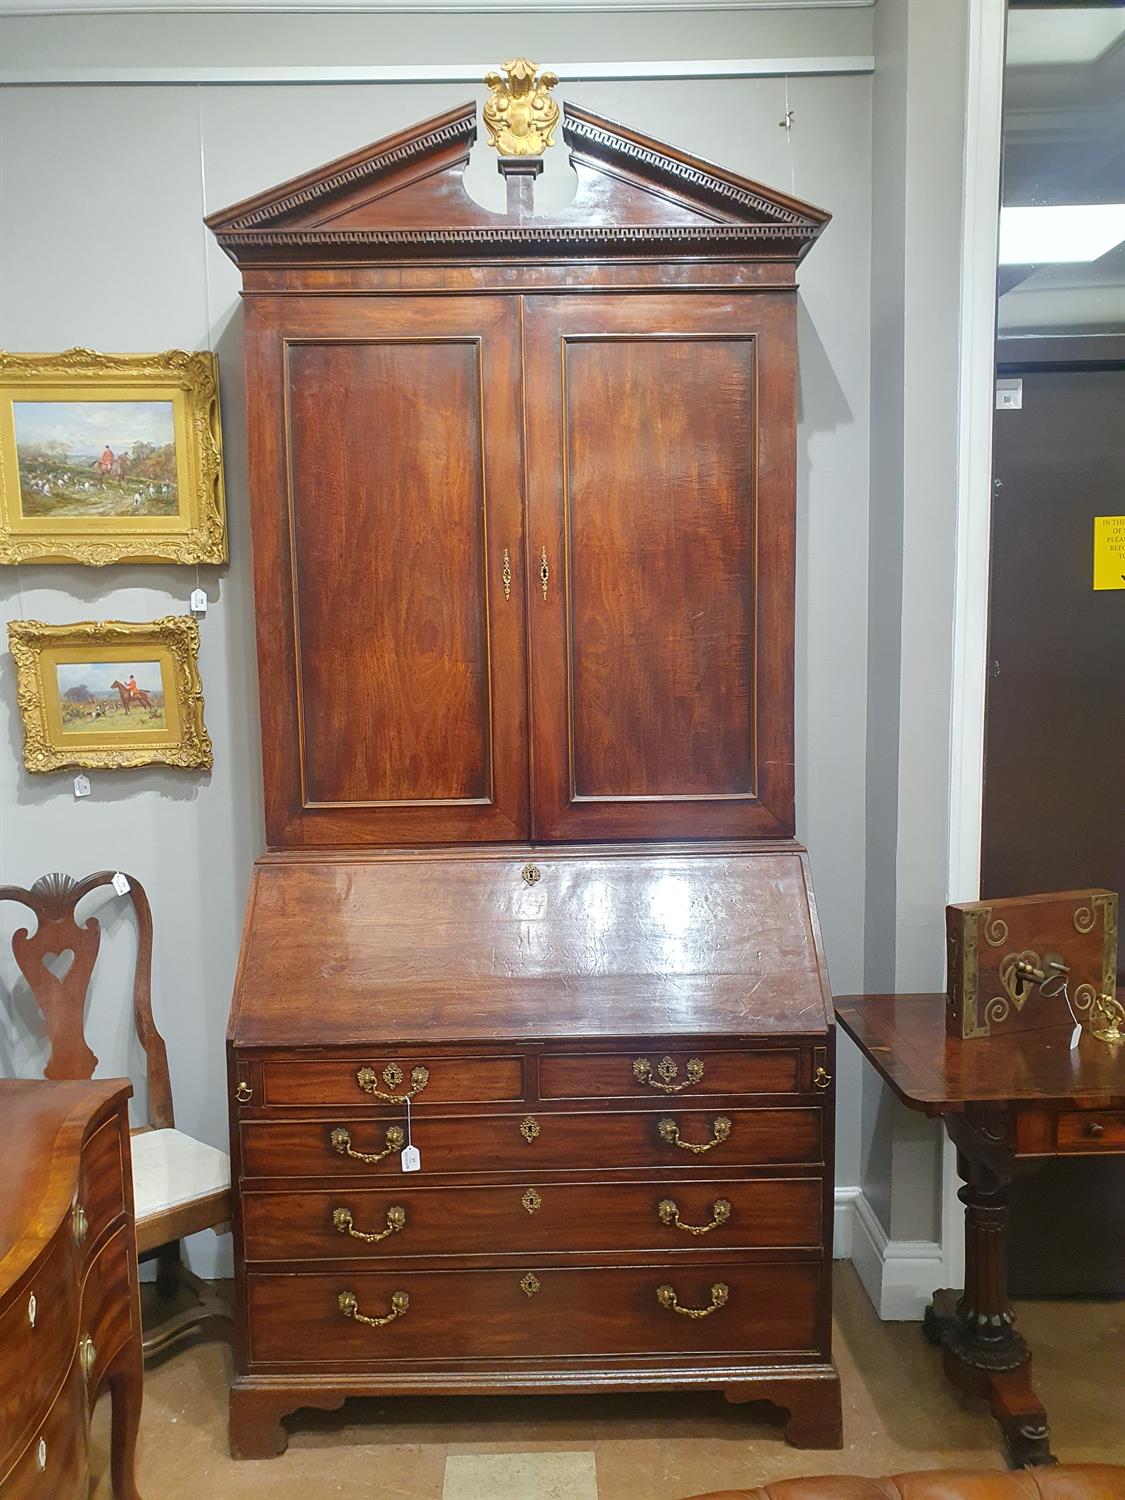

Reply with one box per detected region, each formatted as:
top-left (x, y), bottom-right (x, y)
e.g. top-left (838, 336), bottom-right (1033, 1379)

top-left (14, 399), bottom-right (178, 518)
top-left (55, 659), bottom-right (167, 734)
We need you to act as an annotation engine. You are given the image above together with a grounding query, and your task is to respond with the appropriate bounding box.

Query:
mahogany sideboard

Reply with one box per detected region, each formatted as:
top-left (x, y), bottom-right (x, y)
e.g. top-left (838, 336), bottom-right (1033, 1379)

top-left (226, 846), bottom-right (841, 1457)
top-left (835, 993), bottom-right (1125, 1469)
top-left (0, 1078), bottom-right (143, 1499)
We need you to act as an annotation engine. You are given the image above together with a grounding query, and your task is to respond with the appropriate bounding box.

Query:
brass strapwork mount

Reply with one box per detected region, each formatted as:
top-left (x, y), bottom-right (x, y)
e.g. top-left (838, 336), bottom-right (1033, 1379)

top-left (483, 58), bottom-right (560, 157)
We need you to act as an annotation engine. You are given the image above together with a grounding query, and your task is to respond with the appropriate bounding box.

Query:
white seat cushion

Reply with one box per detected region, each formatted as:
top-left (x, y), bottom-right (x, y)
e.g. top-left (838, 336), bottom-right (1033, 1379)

top-left (130, 1128), bottom-right (230, 1225)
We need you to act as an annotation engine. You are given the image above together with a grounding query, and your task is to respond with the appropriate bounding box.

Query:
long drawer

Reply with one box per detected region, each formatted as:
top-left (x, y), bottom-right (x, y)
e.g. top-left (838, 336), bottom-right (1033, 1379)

top-left (242, 1176), bottom-right (823, 1261)
top-left (539, 1048), bottom-right (801, 1100)
top-left (240, 1106), bottom-right (823, 1178)
top-left (0, 1235), bottom-right (78, 1462)
top-left (246, 1261), bottom-right (822, 1365)
top-left (260, 1056), bottom-right (524, 1107)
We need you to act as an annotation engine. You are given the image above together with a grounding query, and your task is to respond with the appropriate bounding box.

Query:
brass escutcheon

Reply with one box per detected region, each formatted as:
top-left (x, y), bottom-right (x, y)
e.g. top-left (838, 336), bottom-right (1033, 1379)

top-left (520, 1272), bottom-right (542, 1298)
top-left (521, 864), bottom-right (541, 886)
top-left (520, 1115), bottom-right (541, 1143)
top-left (521, 1187), bottom-right (543, 1214)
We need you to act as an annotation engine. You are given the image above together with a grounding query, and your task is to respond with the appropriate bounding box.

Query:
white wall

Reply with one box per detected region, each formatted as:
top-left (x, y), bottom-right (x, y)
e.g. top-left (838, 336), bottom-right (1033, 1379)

top-left (0, 10), bottom-right (874, 1274)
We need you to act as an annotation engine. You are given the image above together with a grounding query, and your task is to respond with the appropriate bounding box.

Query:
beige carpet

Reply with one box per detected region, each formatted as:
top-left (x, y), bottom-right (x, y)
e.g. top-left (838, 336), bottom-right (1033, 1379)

top-left (90, 1263), bottom-right (1123, 1499)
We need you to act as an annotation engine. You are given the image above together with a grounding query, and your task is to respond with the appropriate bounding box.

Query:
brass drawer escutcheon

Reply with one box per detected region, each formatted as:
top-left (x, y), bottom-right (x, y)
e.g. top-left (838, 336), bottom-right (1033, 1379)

top-left (521, 1187), bottom-right (542, 1214)
top-left (520, 1272), bottom-right (541, 1298)
top-left (656, 1282), bottom-right (729, 1319)
top-left (338, 1289), bottom-right (409, 1328)
top-left (657, 1116), bottom-right (732, 1154)
top-left (332, 1205), bottom-right (406, 1243)
top-left (520, 1115), bottom-right (541, 1143)
top-left (356, 1064), bottom-right (429, 1103)
top-left (633, 1056), bottom-right (704, 1093)
top-left (330, 1124), bottom-right (405, 1164)
top-left (657, 1197), bottom-right (731, 1235)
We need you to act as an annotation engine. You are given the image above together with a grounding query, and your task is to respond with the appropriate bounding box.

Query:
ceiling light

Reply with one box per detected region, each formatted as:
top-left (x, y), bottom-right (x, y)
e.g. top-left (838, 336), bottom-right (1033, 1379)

top-left (999, 204), bottom-right (1125, 265)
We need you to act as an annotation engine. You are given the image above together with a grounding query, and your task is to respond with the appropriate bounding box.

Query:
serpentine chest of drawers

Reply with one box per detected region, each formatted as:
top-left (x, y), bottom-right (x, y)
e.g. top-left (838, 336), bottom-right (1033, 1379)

top-left (0, 1079), bottom-right (142, 1499)
top-left (226, 846), bottom-right (841, 1457)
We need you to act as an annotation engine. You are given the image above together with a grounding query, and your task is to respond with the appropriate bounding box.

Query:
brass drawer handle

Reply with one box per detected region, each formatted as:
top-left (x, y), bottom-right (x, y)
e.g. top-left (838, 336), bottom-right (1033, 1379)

top-left (633, 1056), bottom-right (704, 1093)
top-left (658, 1116), bottom-right (732, 1154)
top-left (72, 1203), bottom-right (88, 1247)
top-left (656, 1282), bottom-right (729, 1319)
top-left (356, 1063), bottom-right (429, 1103)
top-left (657, 1197), bottom-right (731, 1235)
top-left (332, 1205), bottom-right (406, 1243)
top-left (79, 1333), bottom-right (96, 1381)
top-left (813, 1066), bottom-right (832, 1091)
top-left (338, 1289), bottom-right (409, 1328)
top-left (330, 1125), bottom-right (404, 1164)
top-left (1086, 1121), bottom-right (1106, 1139)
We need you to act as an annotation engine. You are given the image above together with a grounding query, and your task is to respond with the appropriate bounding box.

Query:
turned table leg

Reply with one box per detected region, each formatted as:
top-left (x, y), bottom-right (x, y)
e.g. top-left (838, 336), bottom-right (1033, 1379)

top-left (924, 1143), bottom-right (1055, 1468)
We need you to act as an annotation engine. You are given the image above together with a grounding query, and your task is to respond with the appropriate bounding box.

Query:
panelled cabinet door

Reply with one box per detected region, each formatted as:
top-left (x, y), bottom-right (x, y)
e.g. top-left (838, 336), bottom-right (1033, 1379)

top-left (245, 295), bottom-right (529, 846)
top-left (523, 293), bottom-right (797, 841)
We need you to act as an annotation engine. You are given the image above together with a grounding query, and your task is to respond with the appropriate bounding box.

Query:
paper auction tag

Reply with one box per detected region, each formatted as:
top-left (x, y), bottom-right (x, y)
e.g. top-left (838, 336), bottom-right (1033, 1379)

top-left (73, 775), bottom-right (91, 798)
top-left (401, 1145), bottom-right (421, 1172)
top-left (112, 872), bottom-right (131, 896)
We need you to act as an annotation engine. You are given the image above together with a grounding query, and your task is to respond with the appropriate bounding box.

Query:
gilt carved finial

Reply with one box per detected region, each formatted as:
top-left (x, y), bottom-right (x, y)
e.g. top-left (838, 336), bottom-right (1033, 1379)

top-left (483, 58), bottom-right (560, 157)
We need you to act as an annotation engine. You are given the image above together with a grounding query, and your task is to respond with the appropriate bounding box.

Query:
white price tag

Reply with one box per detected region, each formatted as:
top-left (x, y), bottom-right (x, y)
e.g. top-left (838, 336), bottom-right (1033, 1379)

top-left (400, 1145), bottom-right (421, 1172)
top-left (73, 774), bottom-right (91, 798)
top-left (111, 871), bottom-right (131, 896)
top-left (190, 588), bottom-right (208, 615)
top-left (1070, 1023), bottom-right (1082, 1051)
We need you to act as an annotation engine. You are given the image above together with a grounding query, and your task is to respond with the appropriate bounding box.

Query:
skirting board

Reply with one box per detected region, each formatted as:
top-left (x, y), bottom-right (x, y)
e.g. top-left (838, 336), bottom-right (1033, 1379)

top-left (833, 1186), bottom-right (942, 1322)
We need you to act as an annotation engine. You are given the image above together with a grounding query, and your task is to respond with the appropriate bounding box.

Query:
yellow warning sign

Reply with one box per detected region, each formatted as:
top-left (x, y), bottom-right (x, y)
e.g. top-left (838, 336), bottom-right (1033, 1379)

top-left (1093, 516), bottom-right (1125, 590)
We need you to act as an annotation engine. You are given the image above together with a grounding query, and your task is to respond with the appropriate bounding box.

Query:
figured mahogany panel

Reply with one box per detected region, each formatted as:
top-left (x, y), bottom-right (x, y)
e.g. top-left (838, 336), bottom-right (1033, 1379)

top-left (244, 294), bottom-right (529, 846)
top-left (523, 294), bottom-right (796, 841)
top-left (245, 1260), bottom-right (821, 1365)
top-left (242, 1176), bottom-right (823, 1261)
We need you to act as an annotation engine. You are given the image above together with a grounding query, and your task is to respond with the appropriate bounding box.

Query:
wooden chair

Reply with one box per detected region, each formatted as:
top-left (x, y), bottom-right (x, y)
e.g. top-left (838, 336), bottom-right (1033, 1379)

top-left (0, 870), bottom-right (232, 1356)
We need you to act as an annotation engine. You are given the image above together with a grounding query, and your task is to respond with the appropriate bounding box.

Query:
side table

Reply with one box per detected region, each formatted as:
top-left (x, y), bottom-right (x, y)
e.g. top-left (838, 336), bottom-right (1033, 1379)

top-left (835, 993), bottom-right (1124, 1469)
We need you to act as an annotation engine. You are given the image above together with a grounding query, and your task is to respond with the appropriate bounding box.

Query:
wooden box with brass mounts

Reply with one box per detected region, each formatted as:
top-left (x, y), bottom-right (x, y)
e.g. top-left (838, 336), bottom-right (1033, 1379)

top-left (0, 1079), bottom-right (143, 1499)
top-left (945, 889), bottom-right (1118, 1040)
top-left (210, 60), bottom-right (839, 1458)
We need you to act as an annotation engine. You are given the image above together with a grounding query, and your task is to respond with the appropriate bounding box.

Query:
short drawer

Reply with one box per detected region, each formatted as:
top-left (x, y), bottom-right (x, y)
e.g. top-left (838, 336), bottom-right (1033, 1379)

top-left (76, 1114), bottom-right (127, 1257)
top-left (0, 1355), bottom-right (87, 1500)
top-left (242, 1175), bottom-right (823, 1261)
top-left (79, 1225), bottom-right (136, 1393)
top-left (259, 1055), bottom-right (524, 1108)
top-left (1056, 1110), bottom-right (1125, 1153)
top-left (539, 1048), bottom-right (801, 1101)
top-left (246, 1261), bottom-right (822, 1366)
top-left (0, 1234), bottom-right (79, 1460)
top-left (240, 1106), bottom-right (823, 1179)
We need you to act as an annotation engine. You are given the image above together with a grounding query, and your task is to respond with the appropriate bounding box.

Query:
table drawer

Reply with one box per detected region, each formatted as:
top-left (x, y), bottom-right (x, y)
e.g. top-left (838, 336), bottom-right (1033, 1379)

top-left (1055, 1110), bottom-right (1125, 1152)
top-left (241, 1106), bottom-right (823, 1179)
top-left (0, 1233), bottom-right (79, 1460)
top-left (260, 1056), bottom-right (524, 1108)
top-left (0, 1356), bottom-right (87, 1500)
top-left (76, 1114), bottom-right (127, 1257)
top-left (246, 1261), bottom-right (822, 1365)
top-left (539, 1048), bottom-right (801, 1101)
top-left (242, 1175), bottom-right (823, 1261)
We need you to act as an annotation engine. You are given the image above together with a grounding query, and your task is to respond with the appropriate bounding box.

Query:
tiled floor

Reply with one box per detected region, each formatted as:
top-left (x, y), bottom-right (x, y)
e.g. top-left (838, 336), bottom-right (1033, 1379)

top-left (90, 1264), bottom-right (1123, 1499)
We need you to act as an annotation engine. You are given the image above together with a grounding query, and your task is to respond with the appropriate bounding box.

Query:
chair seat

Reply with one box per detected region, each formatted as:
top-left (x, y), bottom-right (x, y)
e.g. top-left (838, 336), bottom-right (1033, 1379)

top-left (131, 1128), bottom-right (230, 1231)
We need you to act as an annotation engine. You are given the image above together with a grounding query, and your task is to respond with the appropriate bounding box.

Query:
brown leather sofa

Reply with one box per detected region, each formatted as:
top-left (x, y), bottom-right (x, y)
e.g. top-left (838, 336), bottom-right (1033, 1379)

top-left (683, 1467), bottom-right (1125, 1500)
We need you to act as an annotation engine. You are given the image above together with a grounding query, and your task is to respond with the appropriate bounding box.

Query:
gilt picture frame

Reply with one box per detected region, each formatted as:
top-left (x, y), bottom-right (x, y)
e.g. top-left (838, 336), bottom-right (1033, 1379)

top-left (7, 616), bottom-right (212, 772)
top-left (0, 348), bottom-right (226, 565)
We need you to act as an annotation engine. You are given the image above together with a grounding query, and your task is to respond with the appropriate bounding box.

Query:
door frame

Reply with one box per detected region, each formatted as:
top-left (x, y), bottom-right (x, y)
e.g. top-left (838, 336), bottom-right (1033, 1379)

top-left (940, 0), bottom-right (1006, 1291)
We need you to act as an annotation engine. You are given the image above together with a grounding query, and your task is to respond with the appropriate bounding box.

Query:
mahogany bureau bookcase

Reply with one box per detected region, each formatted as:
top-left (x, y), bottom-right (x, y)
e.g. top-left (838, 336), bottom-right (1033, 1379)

top-left (208, 67), bottom-right (838, 1458)
top-left (0, 1079), bottom-right (143, 1499)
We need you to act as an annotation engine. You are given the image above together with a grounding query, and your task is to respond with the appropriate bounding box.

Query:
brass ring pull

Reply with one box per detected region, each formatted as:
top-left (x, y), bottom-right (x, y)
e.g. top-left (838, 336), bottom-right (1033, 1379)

top-left (657, 1197), bottom-right (731, 1236)
top-left (656, 1282), bottom-right (729, 1319)
top-left (71, 1204), bottom-right (88, 1247)
top-left (332, 1205), bottom-right (406, 1243)
top-left (235, 1080), bottom-right (253, 1103)
top-left (658, 1116), bottom-right (732, 1154)
top-left (356, 1064), bottom-right (429, 1103)
top-left (79, 1334), bottom-right (96, 1381)
top-left (330, 1124), bottom-right (405, 1164)
top-left (813, 1066), bottom-right (832, 1091)
top-left (633, 1056), bottom-right (704, 1093)
top-left (338, 1290), bottom-right (409, 1328)
top-left (539, 546), bottom-right (549, 602)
